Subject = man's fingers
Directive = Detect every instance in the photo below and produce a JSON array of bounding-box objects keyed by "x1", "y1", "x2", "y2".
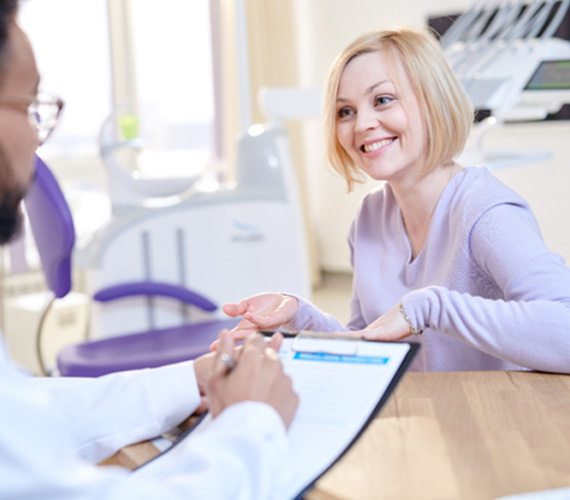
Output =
[
  {"x1": 209, "y1": 327, "x2": 258, "y2": 351},
  {"x1": 227, "y1": 321, "x2": 284, "y2": 351},
  {"x1": 209, "y1": 339, "x2": 219, "y2": 352},
  {"x1": 267, "y1": 332, "x2": 284, "y2": 351},
  {"x1": 213, "y1": 330, "x2": 236, "y2": 376},
  {"x1": 265, "y1": 346, "x2": 279, "y2": 361},
  {"x1": 244, "y1": 332, "x2": 266, "y2": 351}
]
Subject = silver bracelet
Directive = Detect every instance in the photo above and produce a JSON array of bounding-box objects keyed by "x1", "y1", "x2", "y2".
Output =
[{"x1": 399, "y1": 302, "x2": 423, "y2": 336}]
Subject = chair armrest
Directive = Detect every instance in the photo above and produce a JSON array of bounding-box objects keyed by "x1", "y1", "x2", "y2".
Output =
[{"x1": 93, "y1": 281, "x2": 218, "y2": 312}]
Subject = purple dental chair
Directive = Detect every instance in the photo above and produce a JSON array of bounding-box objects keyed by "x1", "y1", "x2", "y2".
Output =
[{"x1": 24, "y1": 155, "x2": 237, "y2": 377}]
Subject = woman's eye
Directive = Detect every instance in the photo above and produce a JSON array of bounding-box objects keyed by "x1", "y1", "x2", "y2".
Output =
[
  {"x1": 375, "y1": 95, "x2": 393, "y2": 106},
  {"x1": 337, "y1": 107, "x2": 353, "y2": 119}
]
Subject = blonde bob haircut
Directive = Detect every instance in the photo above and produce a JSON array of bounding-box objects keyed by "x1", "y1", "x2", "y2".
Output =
[{"x1": 323, "y1": 27, "x2": 474, "y2": 191}]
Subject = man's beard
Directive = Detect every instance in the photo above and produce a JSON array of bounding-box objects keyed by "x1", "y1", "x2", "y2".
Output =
[
  {"x1": 0, "y1": 188, "x2": 24, "y2": 244},
  {"x1": 0, "y1": 140, "x2": 27, "y2": 244}
]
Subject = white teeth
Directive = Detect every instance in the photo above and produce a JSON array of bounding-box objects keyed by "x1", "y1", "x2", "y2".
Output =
[{"x1": 363, "y1": 138, "x2": 394, "y2": 153}]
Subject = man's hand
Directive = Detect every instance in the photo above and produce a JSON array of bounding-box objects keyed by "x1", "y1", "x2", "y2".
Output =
[{"x1": 205, "y1": 330, "x2": 299, "y2": 429}]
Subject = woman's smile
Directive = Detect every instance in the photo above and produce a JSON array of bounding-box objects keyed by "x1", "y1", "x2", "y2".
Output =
[{"x1": 335, "y1": 50, "x2": 425, "y2": 184}]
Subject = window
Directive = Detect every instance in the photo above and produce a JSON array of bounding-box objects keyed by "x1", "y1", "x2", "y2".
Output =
[
  {"x1": 129, "y1": 0, "x2": 215, "y2": 155},
  {"x1": 19, "y1": 0, "x2": 111, "y2": 156},
  {"x1": 19, "y1": 0, "x2": 217, "y2": 172}
]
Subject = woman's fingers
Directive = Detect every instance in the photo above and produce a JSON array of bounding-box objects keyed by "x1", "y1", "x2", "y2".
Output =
[
  {"x1": 222, "y1": 301, "x2": 248, "y2": 317},
  {"x1": 209, "y1": 325, "x2": 258, "y2": 351},
  {"x1": 243, "y1": 311, "x2": 283, "y2": 328},
  {"x1": 362, "y1": 329, "x2": 381, "y2": 340}
]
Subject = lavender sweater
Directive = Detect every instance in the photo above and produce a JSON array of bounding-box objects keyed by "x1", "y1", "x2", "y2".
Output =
[{"x1": 290, "y1": 167, "x2": 570, "y2": 372}]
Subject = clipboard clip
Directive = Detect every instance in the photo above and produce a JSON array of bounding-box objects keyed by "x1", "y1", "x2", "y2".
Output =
[{"x1": 292, "y1": 331, "x2": 362, "y2": 356}]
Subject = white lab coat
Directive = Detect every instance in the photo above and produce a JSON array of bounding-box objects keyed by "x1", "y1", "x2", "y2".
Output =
[{"x1": 0, "y1": 336, "x2": 290, "y2": 499}]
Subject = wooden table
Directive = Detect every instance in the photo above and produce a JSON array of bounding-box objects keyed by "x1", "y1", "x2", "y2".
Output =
[{"x1": 106, "y1": 371, "x2": 570, "y2": 500}]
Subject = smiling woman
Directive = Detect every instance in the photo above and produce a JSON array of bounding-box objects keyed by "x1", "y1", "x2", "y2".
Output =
[
  {"x1": 334, "y1": 52, "x2": 424, "y2": 186},
  {"x1": 325, "y1": 29, "x2": 472, "y2": 192},
  {"x1": 222, "y1": 27, "x2": 570, "y2": 375}
]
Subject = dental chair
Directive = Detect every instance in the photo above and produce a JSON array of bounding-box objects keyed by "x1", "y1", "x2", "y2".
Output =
[{"x1": 24, "y1": 155, "x2": 237, "y2": 377}]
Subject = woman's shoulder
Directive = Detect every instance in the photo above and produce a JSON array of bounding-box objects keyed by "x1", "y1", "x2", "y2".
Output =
[
  {"x1": 350, "y1": 182, "x2": 396, "y2": 235},
  {"x1": 451, "y1": 166, "x2": 530, "y2": 225},
  {"x1": 358, "y1": 182, "x2": 393, "y2": 210}
]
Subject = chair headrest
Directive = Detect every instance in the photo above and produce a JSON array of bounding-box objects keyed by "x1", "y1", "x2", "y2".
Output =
[{"x1": 23, "y1": 155, "x2": 75, "y2": 298}]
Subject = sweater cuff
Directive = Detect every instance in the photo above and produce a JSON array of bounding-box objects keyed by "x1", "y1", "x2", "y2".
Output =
[
  {"x1": 282, "y1": 295, "x2": 309, "y2": 332},
  {"x1": 283, "y1": 294, "x2": 346, "y2": 333},
  {"x1": 401, "y1": 288, "x2": 439, "y2": 334}
]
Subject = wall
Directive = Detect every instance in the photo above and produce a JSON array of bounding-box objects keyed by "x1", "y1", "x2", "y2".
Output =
[
  {"x1": 484, "y1": 122, "x2": 570, "y2": 261},
  {"x1": 291, "y1": 0, "x2": 570, "y2": 271}
]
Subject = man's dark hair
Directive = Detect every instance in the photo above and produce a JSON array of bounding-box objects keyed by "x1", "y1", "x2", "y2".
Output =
[
  {"x1": 0, "y1": 0, "x2": 18, "y2": 76},
  {"x1": 0, "y1": 0, "x2": 18, "y2": 45},
  {"x1": 0, "y1": 0, "x2": 24, "y2": 245}
]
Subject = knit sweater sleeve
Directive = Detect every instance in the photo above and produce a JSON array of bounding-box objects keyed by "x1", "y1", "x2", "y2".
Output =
[
  {"x1": 402, "y1": 203, "x2": 570, "y2": 373},
  {"x1": 284, "y1": 219, "x2": 361, "y2": 333}
]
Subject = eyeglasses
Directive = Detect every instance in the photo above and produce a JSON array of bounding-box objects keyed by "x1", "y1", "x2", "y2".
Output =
[{"x1": 0, "y1": 92, "x2": 64, "y2": 144}]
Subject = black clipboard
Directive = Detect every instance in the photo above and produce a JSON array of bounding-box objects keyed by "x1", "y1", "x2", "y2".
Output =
[
  {"x1": 136, "y1": 335, "x2": 419, "y2": 499},
  {"x1": 292, "y1": 339, "x2": 419, "y2": 499}
]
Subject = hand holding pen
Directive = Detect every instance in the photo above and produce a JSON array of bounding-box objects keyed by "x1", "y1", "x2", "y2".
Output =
[{"x1": 205, "y1": 330, "x2": 299, "y2": 429}]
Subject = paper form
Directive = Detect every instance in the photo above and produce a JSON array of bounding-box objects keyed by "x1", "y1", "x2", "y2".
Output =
[
  {"x1": 278, "y1": 338, "x2": 412, "y2": 499},
  {"x1": 163, "y1": 337, "x2": 415, "y2": 499}
]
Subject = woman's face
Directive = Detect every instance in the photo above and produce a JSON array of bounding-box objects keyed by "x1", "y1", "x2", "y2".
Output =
[{"x1": 335, "y1": 50, "x2": 426, "y2": 185}]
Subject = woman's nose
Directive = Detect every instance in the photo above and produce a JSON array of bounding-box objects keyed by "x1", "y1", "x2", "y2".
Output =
[{"x1": 355, "y1": 107, "x2": 379, "y2": 132}]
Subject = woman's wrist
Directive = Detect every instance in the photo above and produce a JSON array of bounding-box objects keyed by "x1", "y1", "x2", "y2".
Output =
[{"x1": 399, "y1": 302, "x2": 423, "y2": 336}]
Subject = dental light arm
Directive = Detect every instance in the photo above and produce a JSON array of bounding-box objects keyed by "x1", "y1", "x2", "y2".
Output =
[{"x1": 443, "y1": 0, "x2": 570, "y2": 122}]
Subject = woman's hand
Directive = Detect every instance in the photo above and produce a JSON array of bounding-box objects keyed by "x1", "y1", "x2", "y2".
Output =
[
  {"x1": 356, "y1": 303, "x2": 412, "y2": 341},
  {"x1": 211, "y1": 293, "x2": 299, "y2": 350}
]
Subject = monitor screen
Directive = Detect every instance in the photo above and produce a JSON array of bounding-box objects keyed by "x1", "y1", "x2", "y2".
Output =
[{"x1": 525, "y1": 59, "x2": 570, "y2": 90}]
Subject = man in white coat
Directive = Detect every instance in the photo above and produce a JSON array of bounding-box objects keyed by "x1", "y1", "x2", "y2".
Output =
[{"x1": 0, "y1": 1, "x2": 298, "y2": 498}]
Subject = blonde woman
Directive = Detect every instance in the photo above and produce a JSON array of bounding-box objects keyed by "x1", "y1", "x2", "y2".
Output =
[{"x1": 223, "y1": 27, "x2": 570, "y2": 373}]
